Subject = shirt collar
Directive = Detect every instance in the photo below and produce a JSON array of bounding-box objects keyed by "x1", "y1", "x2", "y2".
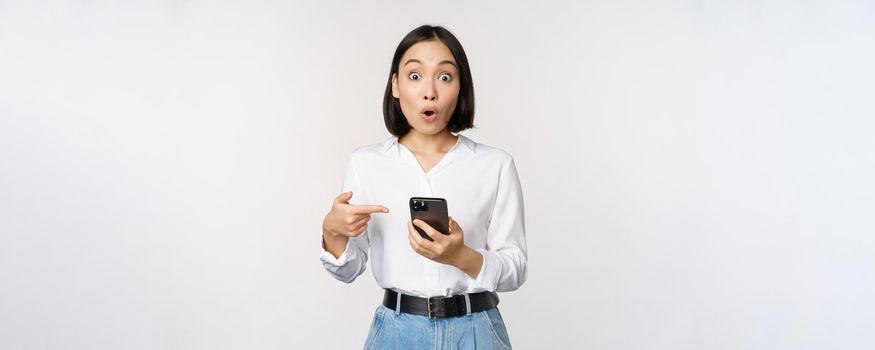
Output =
[{"x1": 381, "y1": 134, "x2": 477, "y2": 154}]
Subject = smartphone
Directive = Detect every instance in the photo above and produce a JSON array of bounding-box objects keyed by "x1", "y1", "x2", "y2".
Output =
[{"x1": 409, "y1": 197, "x2": 449, "y2": 241}]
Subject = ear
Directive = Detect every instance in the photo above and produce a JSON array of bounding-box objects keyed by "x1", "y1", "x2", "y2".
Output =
[{"x1": 391, "y1": 73, "x2": 399, "y2": 98}]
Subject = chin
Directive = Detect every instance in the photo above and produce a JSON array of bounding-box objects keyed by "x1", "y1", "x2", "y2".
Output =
[{"x1": 411, "y1": 124, "x2": 448, "y2": 135}]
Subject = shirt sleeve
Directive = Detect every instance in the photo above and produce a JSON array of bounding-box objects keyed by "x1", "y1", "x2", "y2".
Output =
[
  {"x1": 319, "y1": 155, "x2": 370, "y2": 283},
  {"x1": 467, "y1": 156, "x2": 529, "y2": 292}
]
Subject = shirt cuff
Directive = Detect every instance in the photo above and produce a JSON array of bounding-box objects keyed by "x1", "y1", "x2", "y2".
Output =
[
  {"x1": 320, "y1": 236, "x2": 352, "y2": 266},
  {"x1": 466, "y1": 249, "x2": 500, "y2": 292}
]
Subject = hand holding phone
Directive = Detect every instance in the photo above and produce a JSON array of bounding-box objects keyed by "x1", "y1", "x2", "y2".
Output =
[{"x1": 409, "y1": 197, "x2": 449, "y2": 241}]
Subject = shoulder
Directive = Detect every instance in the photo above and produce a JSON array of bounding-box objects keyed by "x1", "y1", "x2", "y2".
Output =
[
  {"x1": 460, "y1": 134, "x2": 515, "y2": 165},
  {"x1": 347, "y1": 136, "x2": 395, "y2": 161}
]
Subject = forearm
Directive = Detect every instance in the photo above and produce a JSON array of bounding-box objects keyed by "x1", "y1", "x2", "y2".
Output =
[
  {"x1": 451, "y1": 246, "x2": 484, "y2": 279},
  {"x1": 322, "y1": 229, "x2": 350, "y2": 259},
  {"x1": 320, "y1": 228, "x2": 367, "y2": 284}
]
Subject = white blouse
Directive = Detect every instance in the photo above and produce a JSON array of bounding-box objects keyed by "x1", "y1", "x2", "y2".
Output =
[{"x1": 320, "y1": 134, "x2": 528, "y2": 297}]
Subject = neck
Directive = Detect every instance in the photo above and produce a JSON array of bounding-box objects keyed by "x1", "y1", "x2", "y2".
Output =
[{"x1": 399, "y1": 129, "x2": 458, "y2": 154}]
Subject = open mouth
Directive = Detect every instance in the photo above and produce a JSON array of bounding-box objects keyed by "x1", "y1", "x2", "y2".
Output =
[{"x1": 420, "y1": 106, "x2": 437, "y2": 122}]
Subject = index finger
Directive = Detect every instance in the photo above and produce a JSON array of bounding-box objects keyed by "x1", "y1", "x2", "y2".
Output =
[
  {"x1": 349, "y1": 204, "x2": 389, "y2": 214},
  {"x1": 412, "y1": 219, "x2": 446, "y2": 242}
]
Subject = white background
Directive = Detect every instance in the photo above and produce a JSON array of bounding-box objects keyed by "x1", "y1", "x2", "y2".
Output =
[{"x1": 1, "y1": 1, "x2": 873, "y2": 349}]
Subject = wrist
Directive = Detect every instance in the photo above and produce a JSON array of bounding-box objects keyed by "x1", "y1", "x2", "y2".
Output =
[
  {"x1": 323, "y1": 228, "x2": 344, "y2": 241},
  {"x1": 451, "y1": 246, "x2": 475, "y2": 268},
  {"x1": 322, "y1": 215, "x2": 342, "y2": 239},
  {"x1": 452, "y1": 246, "x2": 483, "y2": 278},
  {"x1": 322, "y1": 227, "x2": 335, "y2": 238}
]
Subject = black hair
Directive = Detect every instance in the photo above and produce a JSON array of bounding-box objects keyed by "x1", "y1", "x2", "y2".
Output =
[{"x1": 382, "y1": 25, "x2": 475, "y2": 137}]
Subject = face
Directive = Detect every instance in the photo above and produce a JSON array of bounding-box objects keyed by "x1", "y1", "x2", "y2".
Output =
[{"x1": 392, "y1": 39, "x2": 461, "y2": 136}]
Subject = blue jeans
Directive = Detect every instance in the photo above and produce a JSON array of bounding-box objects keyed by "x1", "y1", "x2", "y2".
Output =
[{"x1": 364, "y1": 304, "x2": 513, "y2": 349}]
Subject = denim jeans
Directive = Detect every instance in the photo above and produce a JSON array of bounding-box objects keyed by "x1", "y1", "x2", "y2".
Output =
[{"x1": 364, "y1": 304, "x2": 512, "y2": 349}]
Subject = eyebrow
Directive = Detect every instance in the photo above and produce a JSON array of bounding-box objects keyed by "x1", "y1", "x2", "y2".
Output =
[{"x1": 403, "y1": 59, "x2": 458, "y2": 69}]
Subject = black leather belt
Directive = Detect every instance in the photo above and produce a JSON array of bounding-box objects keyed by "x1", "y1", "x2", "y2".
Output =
[{"x1": 382, "y1": 289, "x2": 499, "y2": 319}]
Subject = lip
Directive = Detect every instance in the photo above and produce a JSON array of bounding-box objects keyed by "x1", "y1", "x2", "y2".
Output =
[
  {"x1": 420, "y1": 105, "x2": 437, "y2": 115},
  {"x1": 419, "y1": 105, "x2": 438, "y2": 122},
  {"x1": 420, "y1": 112, "x2": 437, "y2": 122}
]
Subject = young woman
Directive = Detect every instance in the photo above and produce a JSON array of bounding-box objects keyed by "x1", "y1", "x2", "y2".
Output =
[{"x1": 320, "y1": 25, "x2": 528, "y2": 349}]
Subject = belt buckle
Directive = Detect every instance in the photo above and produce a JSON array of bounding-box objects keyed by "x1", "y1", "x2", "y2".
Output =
[{"x1": 427, "y1": 295, "x2": 446, "y2": 320}]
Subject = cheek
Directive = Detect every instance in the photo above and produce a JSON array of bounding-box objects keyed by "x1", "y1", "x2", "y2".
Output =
[
  {"x1": 441, "y1": 84, "x2": 461, "y2": 109},
  {"x1": 397, "y1": 85, "x2": 418, "y2": 113}
]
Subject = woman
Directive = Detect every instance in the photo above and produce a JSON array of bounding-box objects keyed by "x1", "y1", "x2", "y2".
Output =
[{"x1": 320, "y1": 24, "x2": 527, "y2": 349}]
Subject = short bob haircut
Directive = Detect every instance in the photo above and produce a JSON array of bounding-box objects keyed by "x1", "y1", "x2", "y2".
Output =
[{"x1": 383, "y1": 25, "x2": 475, "y2": 137}]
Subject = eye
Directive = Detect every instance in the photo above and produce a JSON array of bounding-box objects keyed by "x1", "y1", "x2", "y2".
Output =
[
  {"x1": 439, "y1": 73, "x2": 452, "y2": 82},
  {"x1": 408, "y1": 72, "x2": 420, "y2": 80}
]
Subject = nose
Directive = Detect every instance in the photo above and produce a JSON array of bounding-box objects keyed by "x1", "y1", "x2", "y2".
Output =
[{"x1": 423, "y1": 80, "x2": 437, "y2": 101}]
